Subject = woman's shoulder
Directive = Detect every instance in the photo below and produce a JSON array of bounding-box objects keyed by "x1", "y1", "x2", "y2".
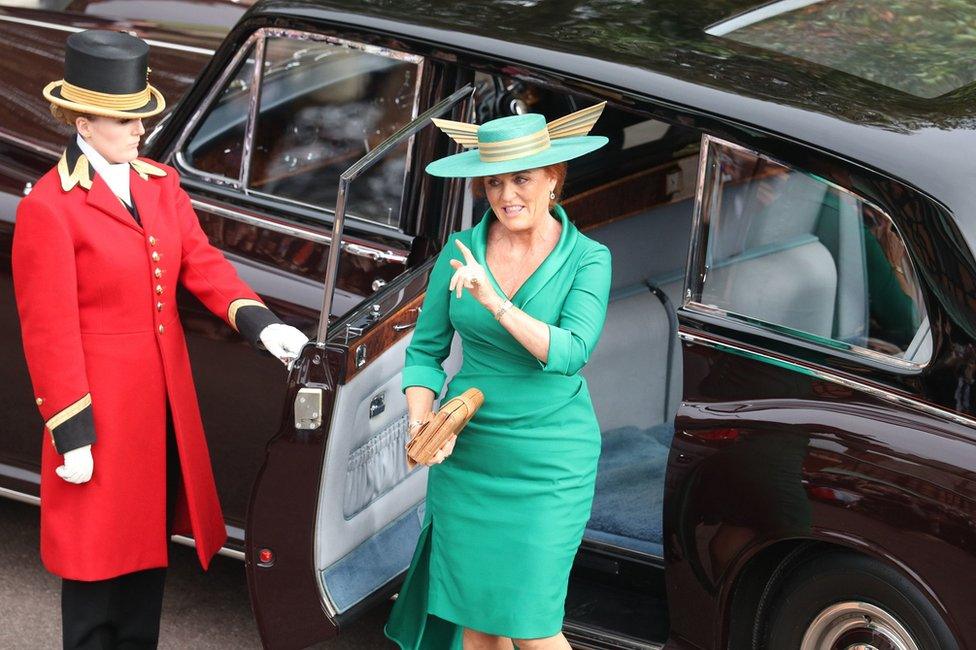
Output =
[{"x1": 573, "y1": 228, "x2": 612, "y2": 263}]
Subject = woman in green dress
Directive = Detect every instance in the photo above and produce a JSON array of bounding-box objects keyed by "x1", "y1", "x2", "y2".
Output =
[{"x1": 385, "y1": 103, "x2": 612, "y2": 650}]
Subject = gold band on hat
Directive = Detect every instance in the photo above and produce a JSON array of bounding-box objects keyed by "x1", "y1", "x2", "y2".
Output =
[
  {"x1": 478, "y1": 127, "x2": 551, "y2": 163},
  {"x1": 59, "y1": 80, "x2": 152, "y2": 110}
]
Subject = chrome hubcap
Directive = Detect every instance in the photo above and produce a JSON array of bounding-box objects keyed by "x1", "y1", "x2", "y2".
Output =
[{"x1": 800, "y1": 602, "x2": 918, "y2": 650}]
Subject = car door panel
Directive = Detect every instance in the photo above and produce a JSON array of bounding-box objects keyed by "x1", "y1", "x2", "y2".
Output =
[{"x1": 314, "y1": 325, "x2": 462, "y2": 614}]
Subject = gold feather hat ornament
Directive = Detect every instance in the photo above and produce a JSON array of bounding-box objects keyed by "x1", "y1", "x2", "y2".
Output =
[{"x1": 425, "y1": 102, "x2": 608, "y2": 177}]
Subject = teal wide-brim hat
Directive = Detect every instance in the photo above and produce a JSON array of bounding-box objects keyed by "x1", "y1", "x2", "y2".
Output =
[{"x1": 426, "y1": 102, "x2": 609, "y2": 177}]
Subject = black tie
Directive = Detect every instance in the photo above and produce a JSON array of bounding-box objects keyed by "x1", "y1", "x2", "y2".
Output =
[{"x1": 123, "y1": 199, "x2": 141, "y2": 227}]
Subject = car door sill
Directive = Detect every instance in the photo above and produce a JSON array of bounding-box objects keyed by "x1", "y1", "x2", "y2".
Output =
[{"x1": 563, "y1": 621, "x2": 664, "y2": 650}]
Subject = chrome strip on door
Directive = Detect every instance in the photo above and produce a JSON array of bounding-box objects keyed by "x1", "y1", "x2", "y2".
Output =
[
  {"x1": 0, "y1": 14, "x2": 216, "y2": 55},
  {"x1": 679, "y1": 329, "x2": 976, "y2": 429},
  {"x1": 189, "y1": 197, "x2": 408, "y2": 264}
]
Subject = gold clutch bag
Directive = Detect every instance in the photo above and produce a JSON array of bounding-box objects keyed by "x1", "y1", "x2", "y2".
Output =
[{"x1": 405, "y1": 387, "x2": 484, "y2": 469}]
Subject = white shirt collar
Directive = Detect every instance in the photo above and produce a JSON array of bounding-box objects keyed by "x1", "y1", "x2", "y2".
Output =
[{"x1": 76, "y1": 134, "x2": 132, "y2": 207}]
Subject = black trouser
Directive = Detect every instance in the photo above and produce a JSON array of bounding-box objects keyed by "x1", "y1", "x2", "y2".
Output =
[{"x1": 61, "y1": 406, "x2": 181, "y2": 650}]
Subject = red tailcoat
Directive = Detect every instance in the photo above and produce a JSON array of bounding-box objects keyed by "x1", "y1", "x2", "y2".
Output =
[{"x1": 12, "y1": 141, "x2": 280, "y2": 581}]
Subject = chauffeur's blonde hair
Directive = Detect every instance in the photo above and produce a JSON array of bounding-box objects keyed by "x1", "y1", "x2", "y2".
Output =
[{"x1": 49, "y1": 103, "x2": 92, "y2": 127}]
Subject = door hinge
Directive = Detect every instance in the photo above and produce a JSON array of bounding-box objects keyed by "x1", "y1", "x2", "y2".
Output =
[{"x1": 294, "y1": 387, "x2": 323, "y2": 430}]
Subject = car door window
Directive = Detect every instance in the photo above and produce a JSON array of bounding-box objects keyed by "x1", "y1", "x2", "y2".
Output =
[
  {"x1": 688, "y1": 136, "x2": 930, "y2": 367},
  {"x1": 247, "y1": 36, "x2": 422, "y2": 227},
  {"x1": 180, "y1": 45, "x2": 255, "y2": 185}
]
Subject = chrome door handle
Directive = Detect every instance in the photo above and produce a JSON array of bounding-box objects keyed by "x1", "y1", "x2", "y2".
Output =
[{"x1": 393, "y1": 308, "x2": 421, "y2": 332}]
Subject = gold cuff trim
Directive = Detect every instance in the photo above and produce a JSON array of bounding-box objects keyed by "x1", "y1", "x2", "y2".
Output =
[
  {"x1": 228, "y1": 298, "x2": 268, "y2": 331},
  {"x1": 60, "y1": 81, "x2": 152, "y2": 110},
  {"x1": 46, "y1": 393, "x2": 91, "y2": 431},
  {"x1": 57, "y1": 151, "x2": 92, "y2": 192}
]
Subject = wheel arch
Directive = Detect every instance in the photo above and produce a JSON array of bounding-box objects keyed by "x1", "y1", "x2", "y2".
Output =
[{"x1": 722, "y1": 535, "x2": 958, "y2": 649}]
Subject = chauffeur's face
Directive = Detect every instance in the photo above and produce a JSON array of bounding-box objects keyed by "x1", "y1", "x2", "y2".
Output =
[
  {"x1": 76, "y1": 115, "x2": 146, "y2": 164},
  {"x1": 483, "y1": 167, "x2": 558, "y2": 234}
]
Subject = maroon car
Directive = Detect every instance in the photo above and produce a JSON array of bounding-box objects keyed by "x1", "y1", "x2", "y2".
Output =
[{"x1": 1, "y1": 1, "x2": 976, "y2": 649}]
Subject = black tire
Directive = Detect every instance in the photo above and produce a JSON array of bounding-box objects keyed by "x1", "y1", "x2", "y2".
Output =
[{"x1": 762, "y1": 550, "x2": 957, "y2": 650}]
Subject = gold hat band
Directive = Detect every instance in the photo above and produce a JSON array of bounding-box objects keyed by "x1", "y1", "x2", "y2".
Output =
[
  {"x1": 478, "y1": 128, "x2": 551, "y2": 163},
  {"x1": 59, "y1": 81, "x2": 152, "y2": 110}
]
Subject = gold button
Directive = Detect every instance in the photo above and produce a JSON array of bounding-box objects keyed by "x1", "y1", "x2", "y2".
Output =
[
  {"x1": 35, "y1": 397, "x2": 44, "y2": 406},
  {"x1": 154, "y1": 268, "x2": 162, "y2": 278},
  {"x1": 155, "y1": 284, "x2": 164, "y2": 295},
  {"x1": 148, "y1": 235, "x2": 157, "y2": 246},
  {"x1": 158, "y1": 324, "x2": 165, "y2": 334},
  {"x1": 151, "y1": 251, "x2": 160, "y2": 262},
  {"x1": 156, "y1": 301, "x2": 163, "y2": 311}
]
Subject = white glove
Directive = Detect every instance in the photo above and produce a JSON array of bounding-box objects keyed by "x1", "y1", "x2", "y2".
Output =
[
  {"x1": 55, "y1": 444, "x2": 93, "y2": 484},
  {"x1": 259, "y1": 323, "x2": 309, "y2": 369}
]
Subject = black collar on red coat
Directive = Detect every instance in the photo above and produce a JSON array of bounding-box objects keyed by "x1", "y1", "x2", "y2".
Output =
[{"x1": 57, "y1": 136, "x2": 167, "y2": 192}]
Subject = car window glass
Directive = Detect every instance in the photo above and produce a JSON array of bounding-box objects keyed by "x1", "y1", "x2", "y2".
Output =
[
  {"x1": 182, "y1": 46, "x2": 255, "y2": 183},
  {"x1": 695, "y1": 139, "x2": 929, "y2": 365},
  {"x1": 248, "y1": 36, "x2": 421, "y2": 227}
]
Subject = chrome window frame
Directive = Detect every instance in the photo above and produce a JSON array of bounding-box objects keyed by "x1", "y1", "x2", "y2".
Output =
[
  {"x1": 682, "y1": 133, "x2": 932, "y2": 372},
  {"x1": 172, "y1": 27, "x2": 424, "y2": 233},
  {"x1": 173, "y1": 30, "x2": 260, "y2": 189}
]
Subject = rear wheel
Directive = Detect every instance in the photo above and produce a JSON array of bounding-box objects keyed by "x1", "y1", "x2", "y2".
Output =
[{"x1": 762, "y1": 551, "x2": 957, "y2": 650}]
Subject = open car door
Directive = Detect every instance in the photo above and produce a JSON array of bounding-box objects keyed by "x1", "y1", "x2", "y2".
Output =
[{"x1": 244, "y1": 85, "x2": 473, "y2": 649}]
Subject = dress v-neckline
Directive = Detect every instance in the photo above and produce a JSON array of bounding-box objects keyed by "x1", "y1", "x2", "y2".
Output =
[
  {"x1": 470, "y1": 203, "x2": 577, "y2": 307},
  {"x1": 484, "y1": 217, "x2": 562, "y2": 301}
]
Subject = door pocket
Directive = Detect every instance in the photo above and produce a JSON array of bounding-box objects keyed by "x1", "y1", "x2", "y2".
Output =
[{"x1": 344, "y1": 414, "x2": 416, "y2": 518}]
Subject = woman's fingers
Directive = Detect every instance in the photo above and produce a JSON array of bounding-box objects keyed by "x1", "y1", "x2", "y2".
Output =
[
  {"x1": 448, "y1": 255, "x2": 483, "y2": 299},
  {"x1": 454, "y1": 239, "x2": 477, "y2": 265}
]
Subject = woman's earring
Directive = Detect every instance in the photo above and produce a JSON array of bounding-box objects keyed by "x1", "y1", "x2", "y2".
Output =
[{"x1": 549, "y1": 191, "x2": 556, "y2": 200}]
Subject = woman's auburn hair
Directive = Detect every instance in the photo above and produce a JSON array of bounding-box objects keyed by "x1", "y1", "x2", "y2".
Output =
[{"x1": 471, "y1": 162, "x2": 568, "y2": 210}]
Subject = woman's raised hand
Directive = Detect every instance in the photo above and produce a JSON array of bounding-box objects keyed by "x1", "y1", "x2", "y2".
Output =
[{"x1": 449, "y1": 239, "x2": 494, "y2": 305}]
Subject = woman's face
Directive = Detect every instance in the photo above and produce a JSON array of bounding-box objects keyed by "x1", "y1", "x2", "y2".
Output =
[
  {"x1": 76, "y1": 116, "x2": 145, "y2": 164},
  {"x1": 483, "y1": 167, "x2": 557, "y2": 234}
]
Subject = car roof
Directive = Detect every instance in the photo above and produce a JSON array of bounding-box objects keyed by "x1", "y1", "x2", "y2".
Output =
[{"x1": 248, "y1": 0, "x2": 976, "y2": 247}]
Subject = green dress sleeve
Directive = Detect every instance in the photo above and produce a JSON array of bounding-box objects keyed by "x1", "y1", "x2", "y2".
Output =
[
  {"x1": 539, "y1": 243, "x2": 612, "y2": 375},
  {"x1": 401, "y1": 235, "x2": 459, "y2": 395}
]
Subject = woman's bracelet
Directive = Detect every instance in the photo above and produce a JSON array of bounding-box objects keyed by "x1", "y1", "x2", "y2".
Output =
[{"x1": 493, "y1": 299, "x2": 514, "y2": 321}]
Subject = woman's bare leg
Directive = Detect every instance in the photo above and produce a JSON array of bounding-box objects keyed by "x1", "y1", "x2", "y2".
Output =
[
  {"x1": 463, "y1": 627, "x2": 513, "y2": 649},
  {"x1": 512, "y1": 632, "x2": 572, "y2": 649}
]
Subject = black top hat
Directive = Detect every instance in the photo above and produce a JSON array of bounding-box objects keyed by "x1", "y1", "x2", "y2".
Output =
[{"x1": 44, "y1": 29, "x2": 165, "y2": 118}]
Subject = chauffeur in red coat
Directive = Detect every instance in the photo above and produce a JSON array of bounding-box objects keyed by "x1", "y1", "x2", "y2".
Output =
[{"x1": 13, "y1": 30, "x2": 309, "y2": 648}]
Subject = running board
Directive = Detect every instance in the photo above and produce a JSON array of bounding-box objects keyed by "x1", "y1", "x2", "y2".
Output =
[{"x1": 564, "y1": 621, "x2": 664, "y2": 650}]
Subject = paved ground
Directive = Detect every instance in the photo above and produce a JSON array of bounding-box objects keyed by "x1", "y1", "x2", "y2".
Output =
[{"x1": 0, "y1": 499, "x2": 393, "y2": 649}]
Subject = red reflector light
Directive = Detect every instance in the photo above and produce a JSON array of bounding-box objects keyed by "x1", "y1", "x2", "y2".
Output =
[
  {"x1": 259, "y1": 548, "x2": 274, "y2": 564},
  {"x1": 697, "y1": 428, "x2": 740, "y2": 442}
]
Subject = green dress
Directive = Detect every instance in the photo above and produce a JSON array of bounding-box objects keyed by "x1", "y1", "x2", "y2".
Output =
[{"x1": 385, "y1": 204, "x2": 612, "y2": 647}]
